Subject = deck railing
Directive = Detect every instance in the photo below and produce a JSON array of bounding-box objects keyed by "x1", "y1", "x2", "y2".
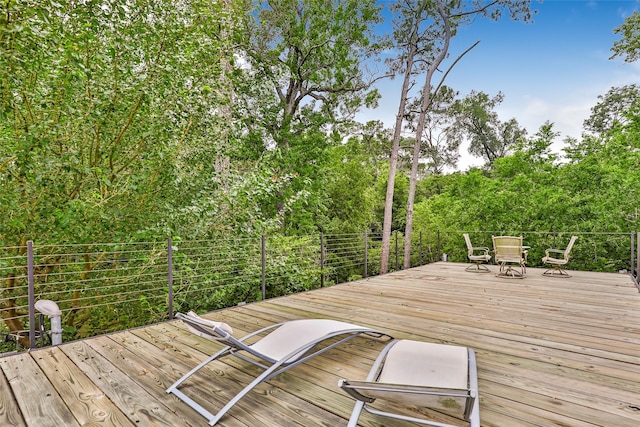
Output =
[{"x1": 0, "y1": 230, "x2": 637, "y2": 354}]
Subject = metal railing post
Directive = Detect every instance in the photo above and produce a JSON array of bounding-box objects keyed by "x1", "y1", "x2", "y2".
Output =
[
  {"x1": 631, "y1": 231, "x2": 636, "y2": 277},
  {"x1": 27, "y1": 241, "x2": 36, "y2": 349},
  {"x1": 419, "y1": 231, "x2": 423, "y2": 266},
  {"x1": 437, "y1": 230, "x2": 441, "y2": 262},
  {"x1": 320, "y1": 233, "x2": 325, "y2": 288},
  {"x1": 167, "y1": 238, "x2": 174, "y2": 320},
  {"x1": 261, "y1": 236, "x2": 266, "y2": 300},
  {"x1": 363, "y1": 231, "x2": 368, "y2": 278},
  {"x1": 636, "y1": 232, "x2": 640, "y2": 279}
]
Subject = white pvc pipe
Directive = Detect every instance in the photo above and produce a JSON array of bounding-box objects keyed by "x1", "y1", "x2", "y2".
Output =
[
  {"x1": 34, "y1": 300, "x2": 63, "y2": 345},
  {"x1": 49, "y1": 316, "x2": 62, "y2": 345}
]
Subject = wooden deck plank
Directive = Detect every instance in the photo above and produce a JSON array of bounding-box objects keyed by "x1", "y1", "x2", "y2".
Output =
[
  {"x1": 59, "y1": 340, "x2": 192, "y2": 426},
  {"x1": 0, "y1": 262, "x2": 639, "y2": 426},
  {"x1": 32, "y1": 346, "x2": 134, "y2": 426},
  {"x1": 0, "y1": 357, "x2": 25, "y2": 427},
  {"x1": 0, "y1": 353, "x2": 79, "y2": 427}
]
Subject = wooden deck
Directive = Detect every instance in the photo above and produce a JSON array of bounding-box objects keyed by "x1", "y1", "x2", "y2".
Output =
[{"x1": 1, "y1": 262, "x2": 639, "y2": 427}]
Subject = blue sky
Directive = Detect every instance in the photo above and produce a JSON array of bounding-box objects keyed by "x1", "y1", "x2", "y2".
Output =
[{"x1": 362, "y1": 0, "x2": 640, "y2": 169}]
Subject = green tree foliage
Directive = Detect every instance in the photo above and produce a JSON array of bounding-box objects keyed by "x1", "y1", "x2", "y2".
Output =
[
  {"x1": 449, "y1": 90, "x2": 527, "y2": 165},
  {"x1": 411, "y1": 116, "x2": 640, "y2": 271},
  {"x1": 611, "y1": 10, "x2": 640, "y2": 63},
  {"x1": 0, "y1": 0, "x2": 240, "y2": 245},
  {"x1": 243, "y1": 0, "x2": 384, "y2": 144},
  {"x1": 2, "y1": 0, "x2": 640, "y2": 350},
  {"x1": 227, "y1": 0, "x2": 386, "y2": 232},
  {"x1": 583, "y1": 84, "x2": 640, "y2": 137},
  {"x1": 323, "y1": 135, "x2": 378, "y2": 234},
  {"x1": 0, "y1": 0, "x2": 242, "y2": 343}
]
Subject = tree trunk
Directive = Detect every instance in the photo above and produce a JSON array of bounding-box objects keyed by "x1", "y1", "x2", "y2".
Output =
[
  {"x1": 381, "y1": 24, "x2": 419, "y2": 274},
  {"x1": 404, "y1": 0, "x2": 451, "y2": 268}
]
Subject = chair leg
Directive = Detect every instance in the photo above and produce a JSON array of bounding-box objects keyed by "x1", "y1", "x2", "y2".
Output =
[
  {"x1": 496, "y1": 263, "x2": 525, "y2": 279},
  {"x1": 465, "y1": 263, "x2": 490, "y2": 273},
  {"x1": 543, "y1": 265, "x2": 571, "y2": 277},
  {"x1": 208, "y1": 361, "x2": 286, "y2": 425},
  {"x1": 167, "y1": 345, "x2": 285, "y2": 426},
  {"x1": 347, "y1": 401, "x2": 365, "y2": 427},
  {"x1": 167, "y1": 347, "x2": 232, "y2": 394},
  {"x1": 345, "y1": 340, "x2": 398, "y2": 427}
]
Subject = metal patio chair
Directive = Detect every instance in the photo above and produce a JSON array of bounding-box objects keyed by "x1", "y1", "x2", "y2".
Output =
[
  {"x1": 492, "y1": 235, "x2": 528, "y2": 278},
  {"x1": 463, "y1": 233, "x2": 491, "y2": 272},
  {"x1": 542, "y1": 235, "x2": 578, "y2": 277}
]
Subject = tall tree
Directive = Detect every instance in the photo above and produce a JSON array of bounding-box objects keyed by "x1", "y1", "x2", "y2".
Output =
[
  {"x1": 380, "y1": 0, "x2": 534, "y2": 273},
  {"x1": 379, "y1": 0, "x2": 429, "y2": 274},
  {"x1": 402, "y1": 0, "x2": 455, "y2": 269},
  {"x1": 233, "y1": 0, "x2": 386, "y2": 230},
  {"x1": 449, "y1": 90, "x2": 527, "y2": 164}
]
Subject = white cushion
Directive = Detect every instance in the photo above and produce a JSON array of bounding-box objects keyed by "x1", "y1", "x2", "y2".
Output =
[{"x1": 378, "y1": 340, "x2": 468, "y2": 389}]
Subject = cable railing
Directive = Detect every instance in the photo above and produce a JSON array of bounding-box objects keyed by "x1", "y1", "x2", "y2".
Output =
[{"x1": 0, "y1": 230, "x2": 637, "y2": 355}]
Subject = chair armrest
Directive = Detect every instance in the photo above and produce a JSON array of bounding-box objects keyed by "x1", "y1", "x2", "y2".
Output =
[
  {"x1": 545, "y1": 249, "x2": 565, "y2": 257},
  {"x1": 472, "y1": 246, "x2": 490, "y2": 254}
]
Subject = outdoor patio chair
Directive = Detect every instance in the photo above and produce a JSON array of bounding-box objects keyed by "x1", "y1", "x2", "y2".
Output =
[
  {"x1": 492, "y1": 235, "x2": 528, "y2": 278},
  {"x1": 339, "y1": 339, "x2": 480, "y2": 427},
  {"x1": 463, "y1": 233, "x2": 491, "y2": 272},
  {"x1": 167, "y1": 311, "x2": 393, "y2": 426},
  {"x1": 542, "y1": 235, "x2": 578, "y2": 277}
]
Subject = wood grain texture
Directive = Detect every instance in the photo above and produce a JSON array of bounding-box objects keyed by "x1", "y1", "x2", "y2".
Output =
[{"x1": 0, "y1": 262, "x2": 638, "y2": 426}]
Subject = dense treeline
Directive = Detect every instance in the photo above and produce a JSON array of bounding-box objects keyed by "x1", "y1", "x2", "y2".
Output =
[{"x1": 1, "y1": 1, "x2": 639, "y2": 345}]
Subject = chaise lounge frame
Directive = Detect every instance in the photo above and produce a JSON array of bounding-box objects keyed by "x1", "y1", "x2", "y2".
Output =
[
  {"x1": 167, "y1": 311, "x2": 392, "y2": 425},
  {"x1": 339, "y1": 339, "x2": 480, "y2": 427}
]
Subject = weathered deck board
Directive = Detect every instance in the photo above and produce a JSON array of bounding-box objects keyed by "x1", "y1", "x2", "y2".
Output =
[{"x1": 1, "y1": 262, "x2": 639, "y2": 427}]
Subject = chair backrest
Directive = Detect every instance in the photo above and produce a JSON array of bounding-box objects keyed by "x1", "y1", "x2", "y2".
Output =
[
  {"x1": 492, "y1": 236, "x2": 523, "y2": 261},
  {"x1": 463, "y1": 233, "x2": 473, "y2": 255},
  {"x1": 563, "y1": 236, "x2": 578, "y2": 260},
  {"x1": 177, "y1": 312, "x2": 251, "y2": 352}
]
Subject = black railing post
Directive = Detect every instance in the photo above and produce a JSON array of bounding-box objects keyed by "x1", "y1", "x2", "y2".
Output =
[
  {"x1": 631, "y1": 231, "x2": 635, "y2": 277},
  {"x1": 636, "y1": 232, "x2": 640, "y2": 279},
  {"x1": 437, "y1": 230, "x2": 441, "y2": 262},
  {"x1": 363, "y1": 231, "x2": 368, "y2": 278},
  {"x1": 419, "y1": 231, "x2": 423, "y2": 266},
  {"x1": 168, "y1": 238, "x2": 174, "y2": 320},
  {"x1": 27, "y1": 240, "x2": 36, "y2": 349},
  {"x1": 320, "y1": 233, "x2": 325, "y2": 287},
  {"x1": 261, "y1": 236, "x2": 266, "y2": 300}
]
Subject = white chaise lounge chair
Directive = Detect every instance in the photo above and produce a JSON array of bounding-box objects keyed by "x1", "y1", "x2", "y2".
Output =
[
  {"x1": 167, "y1": 311, "x2": 392, "y2": 425},
  {"x1": 339, "y1": 339, "x2": 480, "y2": 427}
]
